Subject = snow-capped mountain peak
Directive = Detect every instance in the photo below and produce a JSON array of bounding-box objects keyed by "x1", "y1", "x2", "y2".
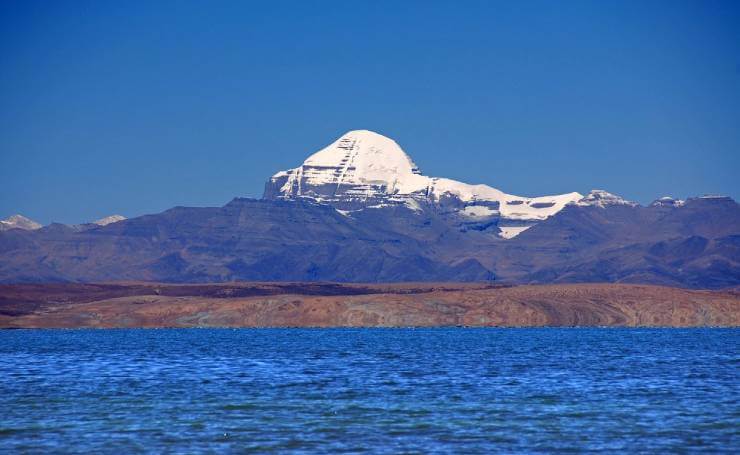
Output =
[
  {"x1": 577, "y1": 190, "x2": 638, "y2": 208},
  {"x1": 0, "y1": 214, "x2": 42, "y2": 231},
  {"x1": 264, "y1": 130, "x2": 584, "y2": 238},
  {"x1": 268, "y1": 130, "x2": 428, "y2": 199},
  {"x1": 303, "y1": 129, "x2": 423, "y2": 185},
  {"x1": 93, "y1": 215, "x2": 127, "y2": 226}
]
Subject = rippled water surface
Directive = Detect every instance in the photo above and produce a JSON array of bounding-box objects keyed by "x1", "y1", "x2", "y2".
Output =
[{"x1": 1, "y1": 329, "x2": 738, "y2": 453}]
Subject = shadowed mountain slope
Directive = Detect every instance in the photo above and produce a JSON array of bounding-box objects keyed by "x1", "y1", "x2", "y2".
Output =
[{"x1": 0, "y1": 195, "x2": 738, "y2": 288}]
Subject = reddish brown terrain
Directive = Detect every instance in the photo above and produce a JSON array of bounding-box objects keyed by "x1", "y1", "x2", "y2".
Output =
[{"x1": 1, "y1": 282, "x2": 738, "y2": 328}]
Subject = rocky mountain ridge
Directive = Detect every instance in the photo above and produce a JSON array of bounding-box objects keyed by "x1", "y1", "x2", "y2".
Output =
[
  {"x1": 0, "y1": 193, "x2": 737, "y2": 288},
  {"x1": 1, "y1": 130, "x2": 737, "y2": 287}
]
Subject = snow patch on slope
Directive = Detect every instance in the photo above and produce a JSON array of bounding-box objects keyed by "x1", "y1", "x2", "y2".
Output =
[
  {"x1": 94, "y1": 215, "x2": 127, "y2": 226},
  {"x1": 460, "y1": 205, "x2": 498, "y2": 218},
  {"x1": 499, "y1": 225, "x2": 532, "y2": 239}
]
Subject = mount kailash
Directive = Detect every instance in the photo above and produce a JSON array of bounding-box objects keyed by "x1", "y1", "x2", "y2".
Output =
[{"x1": 0, "y1": 130, "x2": 737, "y2": 287}]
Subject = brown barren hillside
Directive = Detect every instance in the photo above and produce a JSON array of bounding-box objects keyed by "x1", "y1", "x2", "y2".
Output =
[{"x1": 1, "y1": 282, "x2": 738, "y2": 328}]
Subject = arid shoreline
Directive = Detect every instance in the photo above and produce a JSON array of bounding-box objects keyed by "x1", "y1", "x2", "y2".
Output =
[{"x1": 1, "y1": 282, "x2": 738, "y2": 328}]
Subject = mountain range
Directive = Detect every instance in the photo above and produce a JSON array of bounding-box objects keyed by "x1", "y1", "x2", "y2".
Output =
[{"x1": 1, "y1": 130, "x2": 738, "y2": 288}]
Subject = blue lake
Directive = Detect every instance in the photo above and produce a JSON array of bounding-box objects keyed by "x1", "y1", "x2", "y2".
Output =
[{"x1": 1, "y1": 328, "x2": 738, "y2": 453}]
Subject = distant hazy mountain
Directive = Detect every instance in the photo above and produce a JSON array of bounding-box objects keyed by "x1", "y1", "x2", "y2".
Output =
[
  {"x1": 0, "y1": 214, "x2": 126, "y2": 232},
  {"x1": 0, "y1": 215, "x2": 42, "y2": 232},
  {"x1": 1, "y1": 130, "x2": 738, "y2": 288}
]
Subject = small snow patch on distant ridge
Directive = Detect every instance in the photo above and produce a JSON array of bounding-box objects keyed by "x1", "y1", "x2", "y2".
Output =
[
  {"x1": 576, "y1": 190, "x2": 638, "y2": 208},
  {"x1": 94, "y1": 215, "x2": 127, "y2": 226},
  {"x1": 650, "y1": 196, "x2": 685, "y2": 208}
]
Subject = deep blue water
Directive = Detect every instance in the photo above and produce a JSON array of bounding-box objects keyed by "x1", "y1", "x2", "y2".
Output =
[{"x1": 1, "y1": 329, "x2": 738, "y2": 453}]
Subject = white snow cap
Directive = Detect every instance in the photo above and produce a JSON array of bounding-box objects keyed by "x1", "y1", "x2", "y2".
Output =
[
  {"x1": 304, "y1": 130, "x2": 422, "y2": 182},
  {"x1": 282, "y1": 129, "x2": 428, "y2": 194},
  {"x1": 0, "y1": 214, "x2": 42, "y2": 230},
  {"x1": 93, "y1": 215, "x2": 127, "y2": 226},
  {"x1": 271, "y1": 129, "x2": 583, "y2": 221},
  {"x1": 577, "y1": 190, "x2": 638, "y2": 208}
]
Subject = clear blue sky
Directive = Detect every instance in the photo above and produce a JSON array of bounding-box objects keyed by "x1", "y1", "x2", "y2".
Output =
[{"x1": 1, "y1": 0, "x2": 739, "y2": 224}]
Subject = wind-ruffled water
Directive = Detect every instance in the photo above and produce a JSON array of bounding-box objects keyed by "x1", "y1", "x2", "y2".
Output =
[{"x1": 1, "y1": 329, "x2": 738, "y2": 453}]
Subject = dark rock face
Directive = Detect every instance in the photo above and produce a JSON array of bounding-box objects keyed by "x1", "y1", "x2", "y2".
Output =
[
  {"x1": 497, "y1": 197, "x2": 740, "y2": 288},
  {"x1": 0, "y1": 196, "x2": 738, "y2": 288}
]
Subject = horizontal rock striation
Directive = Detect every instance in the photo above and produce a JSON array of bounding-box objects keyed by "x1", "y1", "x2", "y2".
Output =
[{"x1": 1, "y1": 282, "x2": 737, "y2": 328}]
